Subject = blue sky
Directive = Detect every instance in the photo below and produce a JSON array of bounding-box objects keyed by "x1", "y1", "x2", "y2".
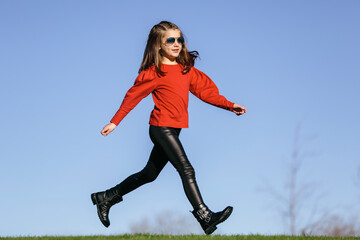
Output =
[{"x1": 1, "y1": 0, "x2": 359, "y2": 236}]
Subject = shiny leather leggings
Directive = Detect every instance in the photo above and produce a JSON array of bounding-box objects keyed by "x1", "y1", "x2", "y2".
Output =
[{"x1": 113, "y1": 125, "x2": 205, "y2": 209}]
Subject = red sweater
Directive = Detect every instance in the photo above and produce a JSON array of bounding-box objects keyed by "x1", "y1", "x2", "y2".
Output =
[{"x1": 110, "y1": 64, "x2": 234, "y2": 128}]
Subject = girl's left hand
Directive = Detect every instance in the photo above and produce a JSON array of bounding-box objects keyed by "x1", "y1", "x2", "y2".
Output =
[{"x1": 233, "y1": 103, "x2": 247, "y2": 116}]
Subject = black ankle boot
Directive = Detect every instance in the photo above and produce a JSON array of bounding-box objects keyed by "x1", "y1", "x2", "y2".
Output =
[
  {"x1": 91, "y1": 188, "x2": 123, "y2": 227},
  {"x1": 192, "y1": 205, "x2": 233, "y2": 235}
]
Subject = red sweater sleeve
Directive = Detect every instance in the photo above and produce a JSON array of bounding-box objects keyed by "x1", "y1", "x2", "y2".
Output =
[
  {"x1": 189, "y1": 68, "x2": 234, "y2": 111},
  {"x1": 110, "y1": 69, "x2": 157, "y2": 126}
]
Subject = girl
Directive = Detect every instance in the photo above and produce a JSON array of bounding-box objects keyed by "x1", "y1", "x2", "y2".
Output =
[{"x1": 91, "y1": 21, "x2": 247, "y2": 235}]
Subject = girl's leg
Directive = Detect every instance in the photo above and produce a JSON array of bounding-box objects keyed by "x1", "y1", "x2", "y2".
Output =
[
  {"x1": 149, "y1": 126, "x2": 233, "y2": 235},
  {"x1": 112, "y1": 145, "x2": 168, "y2": 196},
  {"x1": 149, "y1": 125, "x2": 205, "y2": 209},
  {"x1": 91, "y1": 139, "x2": 169, "y2": 227}
]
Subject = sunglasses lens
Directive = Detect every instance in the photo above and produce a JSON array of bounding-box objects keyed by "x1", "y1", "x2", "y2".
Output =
[
  {"x1": 166, "y1": 38, "x2": 175, "y2": 44},
  {"x1": 165, "y1": 37, "x2": 184, "y2": 45}
]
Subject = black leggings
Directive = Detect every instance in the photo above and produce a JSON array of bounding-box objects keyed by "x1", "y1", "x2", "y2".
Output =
[{"x1": 113, "y1": 125, "x2": 205, "y2": 209}]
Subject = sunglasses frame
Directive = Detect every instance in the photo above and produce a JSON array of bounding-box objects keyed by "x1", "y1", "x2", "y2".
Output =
[{"x1": 165, "y1": 37, "x2": 185, "y2": 45}]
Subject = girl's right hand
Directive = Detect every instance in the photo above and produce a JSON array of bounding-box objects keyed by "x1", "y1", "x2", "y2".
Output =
[{"x1": 101, "y1": 123, "x2": 117, "y2": 136}]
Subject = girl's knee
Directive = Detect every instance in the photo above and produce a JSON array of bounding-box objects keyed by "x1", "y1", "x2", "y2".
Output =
[
  {"x1": 181, "y1": 164, "x2": 195, "y2": 179},
  {"x1": 139, "y1": 165, "x2": 159, "y2": 183}
]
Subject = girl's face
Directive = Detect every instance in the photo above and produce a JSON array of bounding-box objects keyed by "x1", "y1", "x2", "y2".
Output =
[{"x1": 160, "y1": 29, "x2": 183, "y2": 64}]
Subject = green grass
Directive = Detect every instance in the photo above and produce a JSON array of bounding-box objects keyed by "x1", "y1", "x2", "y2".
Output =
[{"x1": 1, "y1": 235, "x2": 360, "y2": 240}]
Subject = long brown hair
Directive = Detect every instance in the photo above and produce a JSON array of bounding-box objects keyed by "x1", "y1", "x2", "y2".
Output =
[{"x1": 139, "y1": 21, "x2": 199, "y2": 76}]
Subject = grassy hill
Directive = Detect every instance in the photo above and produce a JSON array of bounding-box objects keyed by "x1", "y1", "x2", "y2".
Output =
[{"x1": 1, "y1": 235, "x2": 360, "y2": 240}]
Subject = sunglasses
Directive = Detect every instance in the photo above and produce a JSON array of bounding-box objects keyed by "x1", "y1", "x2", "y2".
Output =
[{"x1": 165, "y1": 37, "x2": 185, "y2": 45}]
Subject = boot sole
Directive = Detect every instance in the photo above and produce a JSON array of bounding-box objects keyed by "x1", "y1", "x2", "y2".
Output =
[
  {"x1": 91, "y1": 193, "x2": 110, "y2": 228},
  {"x1": 205, "y1": 206, "x2": 233, "y2": 235}
]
